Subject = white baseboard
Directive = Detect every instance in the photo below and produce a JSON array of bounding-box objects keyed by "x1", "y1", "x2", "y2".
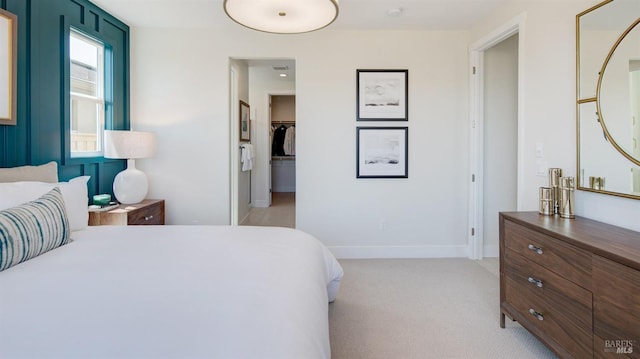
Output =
[
  {"x1": 253, "y1": 200, "x2": 269, "y2": 208},
  {"x1": 273, "y1": 187, "x2": 296, "y2": 193},
  {"x1": 239, "y1": 212, "x2": 251, "y2": 225},
  {"x1": 328, "y1": 245, "x2": 469, "y2": 259}
]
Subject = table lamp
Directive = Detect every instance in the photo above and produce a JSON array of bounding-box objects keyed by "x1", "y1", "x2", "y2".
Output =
[{"x1": 104, "y1": 130, "x2": 157, "y2": 204}]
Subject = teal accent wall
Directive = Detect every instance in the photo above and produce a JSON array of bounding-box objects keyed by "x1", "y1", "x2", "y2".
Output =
[{"x1": 0, "y1": 0, "x2": 130, "y2": 199}]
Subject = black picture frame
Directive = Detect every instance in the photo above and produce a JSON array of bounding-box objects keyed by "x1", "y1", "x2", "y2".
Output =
[
  {"x1": 239, "y1": 100, "x2": 250, "y2": 141},
  {"x1": 357, "y1": 127, "x2": 408, "y2": 178},
  {"x1": 356, "y1": 69, "x2": 408, "y2": 121}
]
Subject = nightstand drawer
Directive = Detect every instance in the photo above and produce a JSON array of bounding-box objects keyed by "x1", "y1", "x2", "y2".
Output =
[
  {"x1": 88, "y1": 199, "x2": 165, "y2": 226},
  {"x1": 128, "y1": 201, "x2": 164, "y2": 225}
]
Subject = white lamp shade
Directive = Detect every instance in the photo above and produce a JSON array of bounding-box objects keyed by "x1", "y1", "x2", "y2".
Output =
[
  {"x1": 104, "y1": 130, "x2": 157, "y2": 159},
  {"x1": 223, "y1": 0, "x2": 339, "y2": 34}
]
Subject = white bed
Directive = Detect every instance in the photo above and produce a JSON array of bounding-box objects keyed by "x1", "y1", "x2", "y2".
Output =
[{"x1": 0, "y1": 225, "x2": 343, "y2": 358}]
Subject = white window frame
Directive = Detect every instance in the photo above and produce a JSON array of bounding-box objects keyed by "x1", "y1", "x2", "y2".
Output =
[{"x1": 70, "y1": 30, "x2": 105, "y2": 158}]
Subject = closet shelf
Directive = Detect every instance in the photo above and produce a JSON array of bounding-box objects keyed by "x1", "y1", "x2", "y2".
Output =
[{"x1": 272, "y1": 156, "x2": 296, "y2": 161}]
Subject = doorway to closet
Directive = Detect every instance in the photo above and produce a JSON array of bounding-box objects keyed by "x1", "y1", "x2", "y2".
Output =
[
  {"x1": 231, "y1": 59, "x2": 296, "y2": 229},
  {"x1": 468, "y1": 16, "x2": 523, "y2": 259},
  {"x1": 243, "y1": 93, "x2": 296, "y2": 228},
  {"x1": 266, "y1": 94, "x2": 296, "y2": 227}
]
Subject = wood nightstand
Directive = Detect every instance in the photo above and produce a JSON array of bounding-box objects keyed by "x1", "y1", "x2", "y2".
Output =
[{"x1": 88, "y1": 199, "x2": 165, "y2": 226}]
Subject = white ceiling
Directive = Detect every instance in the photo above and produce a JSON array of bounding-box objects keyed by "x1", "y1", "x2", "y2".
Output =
[
  {"x1": 90, "y1": 0, "x2": 510, "y2": 31},
  {"x1": 89, "y1": 0, "x2": 511, "y2": 83}
]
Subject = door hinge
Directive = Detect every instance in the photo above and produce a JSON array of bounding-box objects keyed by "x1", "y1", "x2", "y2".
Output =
[
  {"x1": 472, "y1": 174, "x2": 475, "y2": 182},
  {"x1": 472, "y1": 66, "x2": 476, "y2": 75},
  {"x1": 471, "y1": 228, "x2": 475, "y2": 236}
]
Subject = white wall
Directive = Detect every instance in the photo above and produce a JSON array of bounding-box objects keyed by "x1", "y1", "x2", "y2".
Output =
[
  {"x1": 470, "y1": 0, "x2": 640, "y2": 233},
  {"x1": 130, "y1": 26, "x2": 471, "y2": 258},
  {"x1": 130, "y1": 0, "x2": 640, "y2": 257},
  {"x1": 296, "y1": 31, "x2": 470, "y2": 258}
]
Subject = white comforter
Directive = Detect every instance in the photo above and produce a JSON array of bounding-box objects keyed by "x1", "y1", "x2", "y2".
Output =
[{"x1": 0, "y1": 225, "x2": 343, "y2": 359}]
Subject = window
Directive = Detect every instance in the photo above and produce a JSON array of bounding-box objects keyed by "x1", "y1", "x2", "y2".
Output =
[{"x1": 70, "y1": 30, "x2": 105, "y2": 157}]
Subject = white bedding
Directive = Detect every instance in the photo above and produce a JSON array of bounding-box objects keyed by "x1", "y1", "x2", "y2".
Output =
[{"x1": 0, "y1": 225, "x2": 343, "y2": 359}]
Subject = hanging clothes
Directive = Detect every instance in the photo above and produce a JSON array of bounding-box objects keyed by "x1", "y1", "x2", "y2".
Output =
[
  {"x1": 284, "y1": 125, "x2": 295, "y2": 156},
  {"x1": 272, "y1": 125, "x2": 288, "y2": 156}
]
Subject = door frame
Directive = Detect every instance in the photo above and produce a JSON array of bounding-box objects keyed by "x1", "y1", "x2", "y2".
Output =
[
  {"x1": 230, "y1": 64, "x2": 240, "y2": 225},
  {"x1": 265, "y1": 90, "x2": 295, "y2": 207},
  {"x1": 468, "y1": 13, "x2": 526, "y2": 259}
]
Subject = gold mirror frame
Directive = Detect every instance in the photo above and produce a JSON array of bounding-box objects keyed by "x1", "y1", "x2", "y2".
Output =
[
  {"x1": 0, "y1": 8, "x2": 16, "y2": 126},
  {"x1": 577, "y1": 0, "x2": 640, "y2": 200},
  {"x1": 596, "y1": 18, "x2": 640, "y2": 166}
]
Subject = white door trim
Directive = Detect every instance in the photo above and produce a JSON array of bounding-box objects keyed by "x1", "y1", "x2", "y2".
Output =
[
  {"x1": 468, "y1": 12, "x2": 526, "y2": 259},
  {"x1": 230, "y1": 65, "x2": 240, "y2": 225}
]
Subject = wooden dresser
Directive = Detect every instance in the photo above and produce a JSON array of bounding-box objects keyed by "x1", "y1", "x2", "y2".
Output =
[
  {"x1": 88, "y1": 199, "x2": 165, "y2": 226},
  {"x1": 499, "y1": 212, "x2": 640, "y2": 358}
]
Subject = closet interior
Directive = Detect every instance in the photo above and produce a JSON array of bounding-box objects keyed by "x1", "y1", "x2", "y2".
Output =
[{"x1": 271, "y1": 95, "x2": 296, "y2": 193}]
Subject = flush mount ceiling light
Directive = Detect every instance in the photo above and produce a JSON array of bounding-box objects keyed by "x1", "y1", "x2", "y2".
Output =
[{"x1": 224, "y1": 0, "x2": 339, "y2": 34}]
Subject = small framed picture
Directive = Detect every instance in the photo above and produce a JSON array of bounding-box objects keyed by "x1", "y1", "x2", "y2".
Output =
[
  {"x1": 239, "y1": 100, "x2": 250, "y2": 141},
  {"x1": 357, "y1": 69, "x2": 408, "y2": 121},
  {"x1": 357, "y1": 127, "x2": 408, "y2": 178}
]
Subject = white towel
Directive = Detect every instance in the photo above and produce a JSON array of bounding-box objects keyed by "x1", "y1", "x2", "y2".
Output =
[{"x1": 240, "y1": 143, "x2": 254, "y2": 171}]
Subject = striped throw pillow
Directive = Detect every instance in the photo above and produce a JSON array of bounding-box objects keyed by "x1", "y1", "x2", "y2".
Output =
[{"x1": 0, "y1": 187, "x2": 70, "y2": 272}]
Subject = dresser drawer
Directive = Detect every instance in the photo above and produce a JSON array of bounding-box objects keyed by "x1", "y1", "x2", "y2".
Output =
[
  {"x1": 505, "y1": 247, "x2": 593, "y2": 322},
  {"x1": 128, "y1": 201, "x2": 164, "y2": 225},
  {"x1": 593, "y1": 256, "x2": 640, "y2": 358},
  {"x1": 504, "y1": 252, "x2": 593, "y2": 358},
  {"x1": 504, "y1": 219, "x2": 592, "y2": 290}
]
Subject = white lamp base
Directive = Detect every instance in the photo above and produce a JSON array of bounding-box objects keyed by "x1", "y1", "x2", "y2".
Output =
[{"x1": 113, "y1": 159, "x2": 148, "y2": 204}]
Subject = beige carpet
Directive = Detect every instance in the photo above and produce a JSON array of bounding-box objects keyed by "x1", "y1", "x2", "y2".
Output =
[{"x1": 329, "y1": 258, "x2": 557, "y2": 359}]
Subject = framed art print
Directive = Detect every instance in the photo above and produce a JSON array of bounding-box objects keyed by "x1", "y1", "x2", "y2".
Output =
[
  {"x1": 239, "y1": 100, "x2": 250, "y2": 141},
  {"x1": 357, "y1": 127, "x2": 408, "y2": 178},
  {"x1": 0, "y1": 8, "x2": 17, "y2": 126},
  {"x1": 357, "y1": 69, "x2": 408, "y2": 121}
]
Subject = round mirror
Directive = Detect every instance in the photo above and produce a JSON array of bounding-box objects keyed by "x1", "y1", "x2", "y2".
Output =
[{"x1": 597, "y1": 19, "x2": 640, "y2": 166}]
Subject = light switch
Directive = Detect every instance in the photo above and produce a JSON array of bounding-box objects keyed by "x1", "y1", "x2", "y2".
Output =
[{"x1": 536, "y1": 159, "x2": 548, "y2": 177}]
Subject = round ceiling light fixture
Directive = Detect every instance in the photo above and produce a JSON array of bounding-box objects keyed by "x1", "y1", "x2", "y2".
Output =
[{"x1": 224, "y1": 0, "x2": 339, "y2": 34}]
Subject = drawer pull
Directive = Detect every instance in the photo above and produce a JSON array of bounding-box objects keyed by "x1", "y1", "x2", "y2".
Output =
[
  {"x1": 527, "y1": 277, "x2": 544, "y2": 288},
  {"x1": 528, "y1": 308, "x2": 544, "y2": 321},
  {"x1": 527, "y1": 244, "x2": 543, "y2": 255},
  {"x1": 144, "y1": 215, "x2": 154, "y2": 221}
]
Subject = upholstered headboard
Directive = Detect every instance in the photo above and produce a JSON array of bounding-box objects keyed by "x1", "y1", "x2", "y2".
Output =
[{"x1": 0, "y1": 162, "x2": 58, "y2": 183}]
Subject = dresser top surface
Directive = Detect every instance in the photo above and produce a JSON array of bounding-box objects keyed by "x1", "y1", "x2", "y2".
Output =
[{"x1": 500, "y1": 211, "x2": 640, "y2": 271}]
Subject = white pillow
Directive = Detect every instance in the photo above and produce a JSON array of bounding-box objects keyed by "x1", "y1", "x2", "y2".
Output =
[{"x1": 0, "y1": 176, "x2": 90, "y2": 231}]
